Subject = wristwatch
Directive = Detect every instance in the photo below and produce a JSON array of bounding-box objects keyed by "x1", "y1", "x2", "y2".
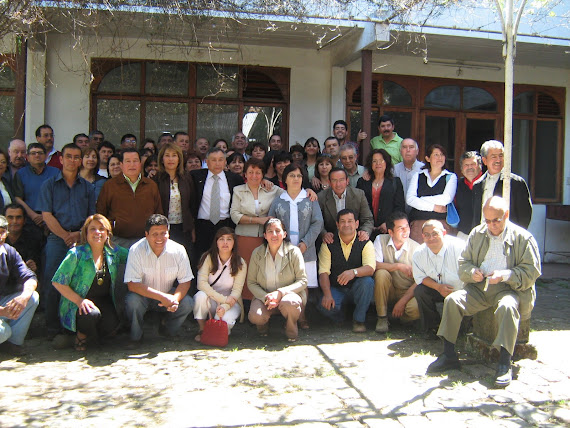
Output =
[{"x1": 353, "y1": 269, "x2": 358, "y2": 277}]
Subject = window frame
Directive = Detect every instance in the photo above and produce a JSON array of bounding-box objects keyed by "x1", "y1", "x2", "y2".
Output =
[
  {"x1": 346, "y1": 72, "x2": 565, "y2": 203},
  {"x1": 90, "y1": 59, "x2": 290, "y2": 148}
]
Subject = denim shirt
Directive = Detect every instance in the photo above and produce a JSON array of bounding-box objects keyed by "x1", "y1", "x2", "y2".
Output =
[{"x1": 37, "y1": 172, "x2": 96, "y2": 231}]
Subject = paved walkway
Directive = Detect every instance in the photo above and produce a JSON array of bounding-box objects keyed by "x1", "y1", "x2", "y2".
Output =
[{"x1": 1, "y1": 267, "x2": 569, "y2": 427}]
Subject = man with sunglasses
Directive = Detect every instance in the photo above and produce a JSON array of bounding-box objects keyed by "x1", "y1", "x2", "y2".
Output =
[{"x1": 427, "y1": 196, "x2": 541, "y2": 388}]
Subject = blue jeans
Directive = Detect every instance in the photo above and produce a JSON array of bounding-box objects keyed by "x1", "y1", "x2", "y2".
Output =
[
  {"x1": 317, "y1": 277, "x2": 374, "y2": 323},
  {"x1": 0, "y1": 291, "x2": 40, "y2": 345},
  {"x1": 43, "y1": 234, "x2": 71, "y2": 334},
  {"x1": 125, "y1": 288, "x2": 194, "y2": 341}
]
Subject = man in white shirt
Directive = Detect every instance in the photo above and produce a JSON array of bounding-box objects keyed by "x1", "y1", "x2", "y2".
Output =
[
  {"x1": 412, "y1": 220, "x2": 465, "y2": 338},
  {"x1": 190, "y1": 147, "x2": 244, "y2": 258},
  {"x1": 393, "y1": 138, "x2": 424, "y2": 213},
  {"x1": 373, "y1": 212, "x2": 420, "y2": 333},
  {"x1": 125, "y1": 214, "x2": 194, "y2": 347}
]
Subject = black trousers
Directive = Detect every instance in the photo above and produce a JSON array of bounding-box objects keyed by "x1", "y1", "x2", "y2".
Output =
[
  {"x1": 414, "y1": 283, "x2": 444, "y2": 331},
  {"x1": 76, "y1": 299, "x2": 119, "y2": 343}
]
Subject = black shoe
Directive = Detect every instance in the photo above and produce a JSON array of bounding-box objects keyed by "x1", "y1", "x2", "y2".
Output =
[
  {"x1": 427, "y1": 353, "x2": 460, "y2": 373},
  {"x1": 421, "y1": 329, "x2": 439, "y2": 341},
  {"x1": 0, "y1": 341, "x2": 26, "y2": 356},
  {"x1": 494, "y1": 363, "x2": 512, "y2": 388},
  {"x1": 126, "y1": 339, "x2": 142, "y2": 350}
]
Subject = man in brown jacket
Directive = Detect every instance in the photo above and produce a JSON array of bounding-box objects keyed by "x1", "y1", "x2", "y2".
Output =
[{"x1": 97, "y1": 148, "x2": 163, "y2": 249}]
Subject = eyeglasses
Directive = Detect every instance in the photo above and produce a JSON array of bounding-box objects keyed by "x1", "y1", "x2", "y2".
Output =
[
  {"x1": 422, "y1": 231, "x2": 442, "y2": 239},
  {"x1": 28, "y1": 151, "x2": 45, "y2": 156},
  {"x1": 484, "y1": 216, "x2": 505, "y2": 225}
]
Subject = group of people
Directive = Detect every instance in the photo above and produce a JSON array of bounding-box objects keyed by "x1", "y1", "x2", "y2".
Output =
[{"x1": 0, "y1": 116, "x2": 541, "y2": 388}]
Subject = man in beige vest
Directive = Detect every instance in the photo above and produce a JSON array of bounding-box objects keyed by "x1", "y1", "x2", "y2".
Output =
[{"x1": 373, "y1": 212, "x2": 420, "y2": 333}]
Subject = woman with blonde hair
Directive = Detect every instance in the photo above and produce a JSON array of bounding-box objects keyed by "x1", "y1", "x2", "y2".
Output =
[
  {"x1": 155, "y1": 142, "x2": 196, "y2": 256},
  {"x1": 52, "y1": 214, "x2": 128, "y2": 351}
]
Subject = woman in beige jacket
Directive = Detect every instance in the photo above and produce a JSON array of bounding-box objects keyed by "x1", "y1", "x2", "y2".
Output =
[{"x1": 247, "y1": 218, "x2": 307, "y2": 342}]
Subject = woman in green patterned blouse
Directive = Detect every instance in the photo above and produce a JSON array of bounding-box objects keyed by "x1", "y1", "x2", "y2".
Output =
[{"x1": 52, "y1": 214, "x2": 128, "y2": 351}]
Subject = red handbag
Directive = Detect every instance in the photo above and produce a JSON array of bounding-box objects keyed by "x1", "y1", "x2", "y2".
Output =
[
  {"x1": 200, "y1": 268, "x2": 229, "y2": 347},
  {"x1": 200, "y1": 316, "x2": 228, "y2": 347}
]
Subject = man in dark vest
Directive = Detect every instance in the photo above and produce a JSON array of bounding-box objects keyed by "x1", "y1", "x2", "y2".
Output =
[{"x1": 317, "y1": 208, "x2": 375, "y2": 332}]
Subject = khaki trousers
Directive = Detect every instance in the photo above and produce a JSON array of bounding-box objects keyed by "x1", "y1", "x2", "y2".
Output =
[
  {"x1": 248, "y1": 294, "x2": 302, "y2": 340},
  {"x1": 438, "y1": 282, "x2": 520, "y2": 355},
  {"x1": 374, "y1": 270, "x2": 419, "y2": 322}
]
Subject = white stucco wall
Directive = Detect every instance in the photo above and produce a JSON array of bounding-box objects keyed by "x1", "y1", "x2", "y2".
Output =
[{"x1": 35, "y1": 34, "x2": 333, "y2": 150}]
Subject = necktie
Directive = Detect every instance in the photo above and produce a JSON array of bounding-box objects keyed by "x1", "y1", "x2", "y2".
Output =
[{"x1": 210, "y1": 174, "x2": 220, "y2": 224}]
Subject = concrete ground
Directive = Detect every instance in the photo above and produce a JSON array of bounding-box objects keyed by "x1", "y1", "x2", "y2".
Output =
[{"x1": 1, "y1": 264, "x2": 569, "y2": 427}]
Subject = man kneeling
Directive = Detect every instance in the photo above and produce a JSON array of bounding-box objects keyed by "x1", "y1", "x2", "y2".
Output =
[
  {"x1": 0, "y1": 215, "x2": 40, "y2": 356},
  {"x1": 125, "y1": 214, "x2": 194, "y2": 347},
  {"x1": 427, "y1": 197, "x2": 541, "y2": 388},
  {"x1": 373, "y1": 212, "x2": 420, "y2": 333},
  {"x1": 318, "y1": 209, "x2": 375, "y2": 332}
]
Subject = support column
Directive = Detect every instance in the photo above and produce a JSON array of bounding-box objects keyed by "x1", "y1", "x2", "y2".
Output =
[
  {"x1": 361, "y1": 49, "x2": 372, "y2": 163},
  {"x1": 25, "y1": 37, "x2": 46, "y2": 143},
  {"x1": 14, "y1": 36, "x2": 26, "y2": 140}
]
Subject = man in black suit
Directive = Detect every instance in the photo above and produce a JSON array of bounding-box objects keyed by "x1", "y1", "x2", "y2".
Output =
[
  {"x1": 190, "y1": 147, "x2": 244, "y2": 259},
  {"x1": 474, "y1": 140, "x2": 532, "y2": 229},
  {"x1": 318, "y1": 168, "x2": 373, "y2": 245}
]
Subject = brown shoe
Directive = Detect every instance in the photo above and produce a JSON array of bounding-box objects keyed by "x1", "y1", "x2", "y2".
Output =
[
  {"x1": 375, "y1": 317, "x2": 389, "y2": 333},
  {"x1": 352, "y1": 321, "x2": 366, "y2": 333}
]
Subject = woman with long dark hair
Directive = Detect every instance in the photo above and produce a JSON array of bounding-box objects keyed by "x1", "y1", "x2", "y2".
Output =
[
  {"x1": 357, "y1": 149, "x2": 405, "y2": 239},
  {"x1": 406, "y1": 144, "x2": 457, "y2": 243},
  {"x1": 193, "y1": 227, "x2": 246, "y2": 342}
]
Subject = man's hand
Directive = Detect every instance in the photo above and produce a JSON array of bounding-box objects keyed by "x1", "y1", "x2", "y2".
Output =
[
  {"x1": 31, "y1": 212, "x2": 44, "y2": 227},
  {"x1": 337, "y1": 269, "x2": 356, "y2": 286},
  {"x1": 260, "y1": 179, "x2": 274, "y2": 190},
  {"x1": 323, "y1": 232, "x2": 334, "y2": 244},
  {"x1": 321, "y1": 294, "x2": 335, "y2": 310},
  {"x1": 26, "y1": 259, "x2": 38, "y2": 272},
  {"x1": 362, "y1": 170, "x2": 371, "y2": 181},
  {"x1": 472, "y1": 269, "x2": 484, "y2": 283},
  {"x1": 64, "y1": 231, "x2": 80, "y2": 248},
  {"x1": 487, "y1": 271, "x2": 504, "y2": 285},
  {"x1": 159, "y1": 294, "x2": 180, "y2": 312},
  {"x1": 306, "y1": 189, "x2": 318, "y2": 202},
  {"x1": 437, "y1": 283, "x2": 455, "y2": 298},
  {"x1": 357, "y1": 230, "x2": 369, "y2": 241},
  {"x1": 311, "y1": 176, "x2": 322, "y2": 191},
  {"x1": 78, "y1": 298, "x2": 97, "y2": 315},
  {"x1": 396, "y1": 263, "x2": 413, "y2": 278},
  {"x1": 433, "y1": 204, "x2": 447, "y2": 213},
  {"x1": 357, "y1": 129, "x2": 367, "y2": 143},
  {"x1": 392, "y1": 299, "x2": 406, "y2": 318},
  {"x1": 298, "y1": 242, "x2": 307, "y2": 254},
  {"x1": 3, "y1": 295, "x2": 31, "y2": 319},
  {"x1": 378, "y1": 223, "x2": 387, "y2": 234}
]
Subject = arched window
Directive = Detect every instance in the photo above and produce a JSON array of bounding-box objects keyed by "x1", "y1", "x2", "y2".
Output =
[{"x1": 91, "y1": 60, "x2": 289, "y2": 148}]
